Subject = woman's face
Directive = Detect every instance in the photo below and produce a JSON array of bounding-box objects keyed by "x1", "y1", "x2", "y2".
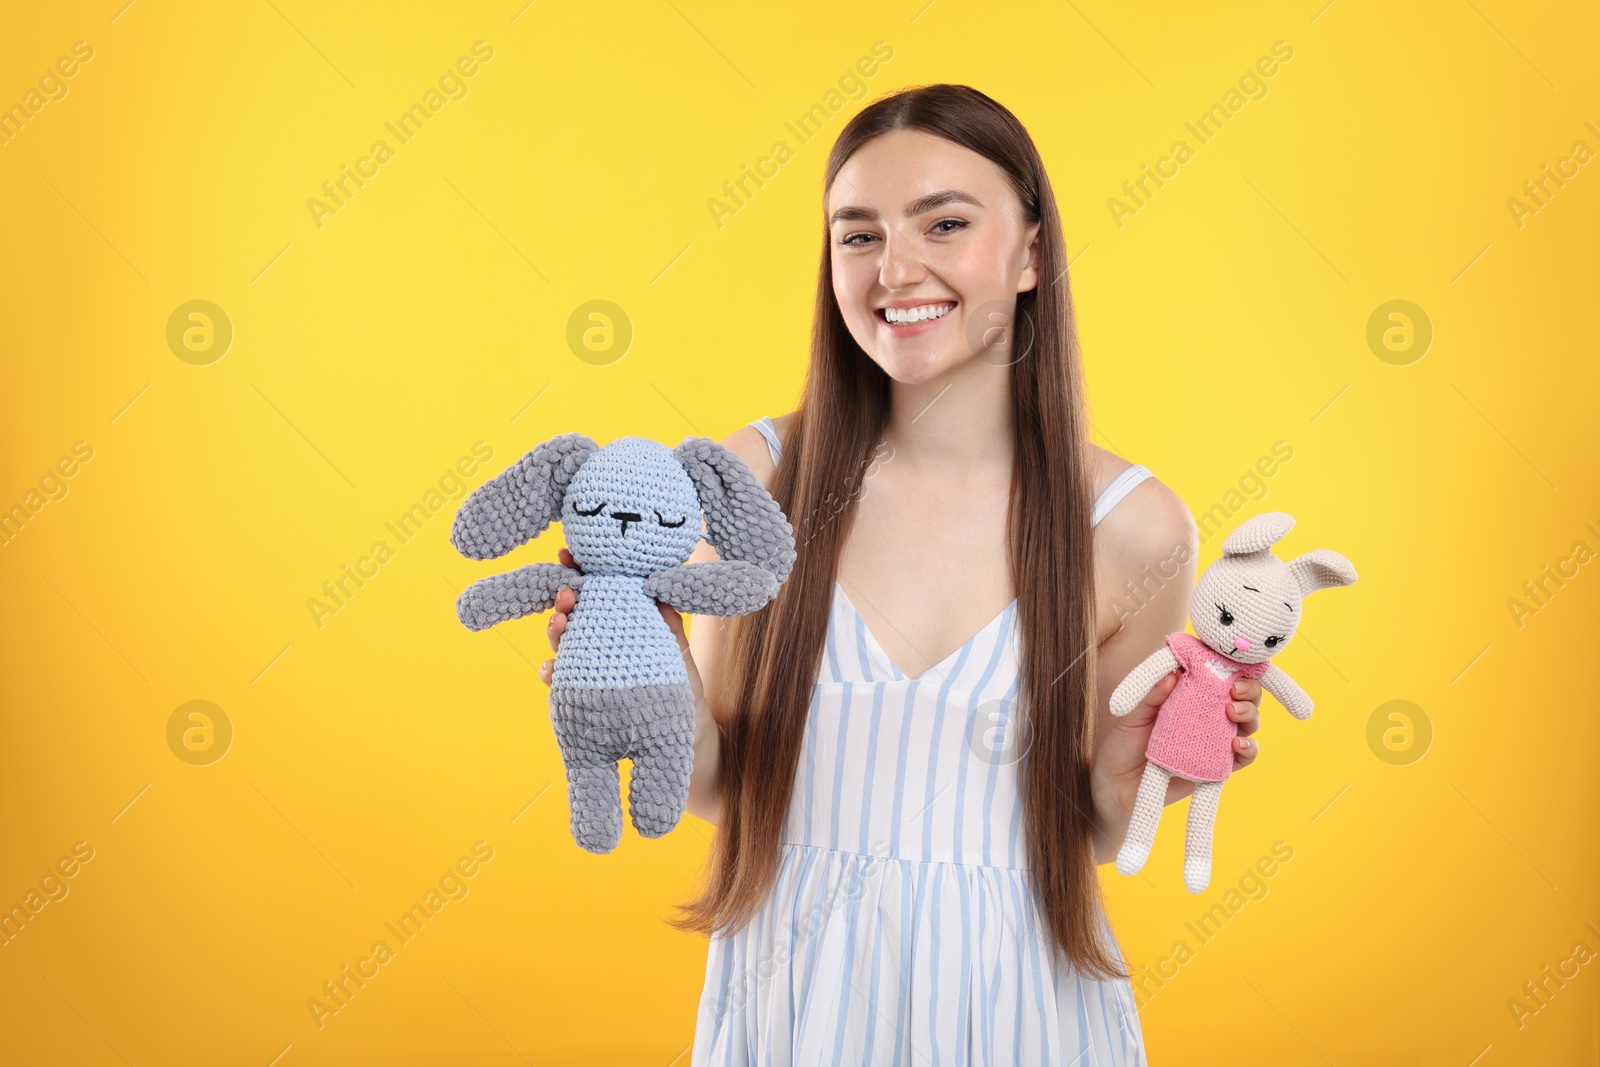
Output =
[{"x1": 827, "y1": 128, "x2": 1042, "y2": 384}]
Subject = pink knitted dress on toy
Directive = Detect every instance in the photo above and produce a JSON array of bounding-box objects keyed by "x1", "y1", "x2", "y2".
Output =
[{"x1": 1145, "y1": 632, "x2": 1272, "y2": 783}]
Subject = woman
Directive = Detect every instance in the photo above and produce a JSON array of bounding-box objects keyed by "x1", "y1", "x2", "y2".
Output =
[{"x1": 539, "y1": 83, "x2": 1266, "y2": 1065}]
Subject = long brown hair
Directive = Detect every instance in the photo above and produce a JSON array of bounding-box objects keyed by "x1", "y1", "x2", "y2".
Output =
[{"x1": 668, "y1": 83, "x2": 1124, "y2": 981}]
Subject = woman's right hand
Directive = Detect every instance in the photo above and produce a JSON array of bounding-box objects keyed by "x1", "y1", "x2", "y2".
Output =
[
  {"x1": 540, "y1": 550, "x2": 710, "y2": 726},
  {"x1": 539, "y1": 549, "x2": 710, "y2": 720},
  {"x1": 540, "y1": 547, "x2": 583, "y2": 687}
]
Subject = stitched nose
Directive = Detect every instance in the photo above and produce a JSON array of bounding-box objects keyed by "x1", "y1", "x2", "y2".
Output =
[
  {"x1": 612, "y1": 511, "x2": 641, "y2": 534},
  {"x1": 1234, "y1": 636, "x2": 1251, "y2": 651}
]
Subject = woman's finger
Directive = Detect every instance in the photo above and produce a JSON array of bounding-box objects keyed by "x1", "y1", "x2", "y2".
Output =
[
  {"x1": 1233, "y1": 733, "x2": 1259, "y2": 770},
  {"x1": 657, "y1": 600, "x2": 687, "y2": 650},
  {"x1": 657, "y1": 601, "x2": 707, "y2": 706},
  {"x1": 539, "y1": 659, "x2": 553, "y2": 686},
  {"x1": 1227, "y1": 697, "x2": 1261, "y2": 738},
  {"x1": 1142, "y1": 670, "x2": 1180, "y2": 709}
]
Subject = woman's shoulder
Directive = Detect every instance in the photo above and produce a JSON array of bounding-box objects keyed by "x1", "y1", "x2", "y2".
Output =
[
  {"x1": 717, "y1": 410, "x2": 796, "y2": 493},
  {"x1": 1088, "y1": 443, "x2": 1195, "y2": 560}
]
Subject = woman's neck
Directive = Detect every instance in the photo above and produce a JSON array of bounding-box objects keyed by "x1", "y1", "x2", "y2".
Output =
[{"x1": 882, "y1": 360, "x2": 1013, "y2": 481}]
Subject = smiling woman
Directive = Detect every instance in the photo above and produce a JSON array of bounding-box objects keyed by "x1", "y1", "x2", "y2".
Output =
[{"x1": 659, "y1": 83, "x2": 1213, "y2": 1066}]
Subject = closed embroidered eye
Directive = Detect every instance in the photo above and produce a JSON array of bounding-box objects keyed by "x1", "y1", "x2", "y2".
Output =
[
  {"x1": 656, "y1": 511, "x2": 686, "y2": 527},
  {"x1": 574, "y1": 502, "x2": 605, "y2": 516},
  {"x1": 1215, "y1": 603, "x2": 1234, "y2": 626}
]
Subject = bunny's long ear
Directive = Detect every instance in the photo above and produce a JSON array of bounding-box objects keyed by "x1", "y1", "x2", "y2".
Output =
[
  {"x1": 674, "y1": 437, "x2": 796, "y2": 583},
  {"x1": 1288, "y1": 549, "x2": 1358, "y2": 596},
  {"x1": 450, "y1": 433, "x2": 600, "y2": 560},
  {"x1": 1222, "y1": 512, "x2": 1296, "y2": 556}
]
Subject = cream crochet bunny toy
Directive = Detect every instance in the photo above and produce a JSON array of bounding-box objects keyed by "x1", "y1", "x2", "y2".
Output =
[
  {"x1": 450, "y1": 432, "x2": 795, "y2": 854},
  {"x1": 1109, "y1": 511, "x2": 1356, "y2": 893}
]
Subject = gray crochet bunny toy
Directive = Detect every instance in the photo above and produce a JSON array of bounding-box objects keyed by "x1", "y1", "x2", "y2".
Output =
[
  {"x1": 450, "y1": 433, "x2": 795, "y2": 854},
  {"x1": 1109, "y1": 512, "x2": 1356, "y2": 893}
]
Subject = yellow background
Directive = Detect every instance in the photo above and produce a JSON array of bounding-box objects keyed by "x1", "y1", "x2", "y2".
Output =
[{"x1": 2, "y1": 1, "x2": 1596, "y2": 1063}]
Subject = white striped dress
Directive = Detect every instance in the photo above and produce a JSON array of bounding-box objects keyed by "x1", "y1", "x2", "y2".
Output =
[{"x1": 690, "y1": 417, "x2": 1156, "y2": 1066}]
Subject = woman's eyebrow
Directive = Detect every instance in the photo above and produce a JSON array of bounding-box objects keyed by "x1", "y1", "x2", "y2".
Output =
[{"x1": 829, "y1": 189, "x2": 985, "y2": 225}]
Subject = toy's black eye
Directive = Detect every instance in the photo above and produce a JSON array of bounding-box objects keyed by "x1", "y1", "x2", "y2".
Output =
[
  {"x1": 1265, "y1": 636, "x2": 1282, "y2": 648},
  {"x1": 1216, "y1": 603, "x2": 1234, "y2": 626},
  {"x1": 656, "y1": 511, "x2": 686, "y2": 528},
  {"x1": 575, "y1": 502, "x2": 605, "y2": 516}
]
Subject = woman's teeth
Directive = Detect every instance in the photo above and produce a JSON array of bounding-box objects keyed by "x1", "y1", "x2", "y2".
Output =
[{"x1": 882, "y1": 302, "x2": 955, "y2": 325}]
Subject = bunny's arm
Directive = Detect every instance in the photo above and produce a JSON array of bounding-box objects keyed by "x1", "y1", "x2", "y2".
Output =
[
  {"x1": 644, "y1": 561, "x2": 779, "y2": 617},
  {"x1": 1109, "y1": 644, "x2": 1181, "y2": 717},
  {"x1": 1261, "y1": 664, "x2": 1313, "y2": 720},
  {"x1": 456, "y1": 563, "x2": 584, "y2": 632}
]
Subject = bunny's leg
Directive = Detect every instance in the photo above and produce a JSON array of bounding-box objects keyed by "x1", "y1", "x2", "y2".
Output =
[
  {"x1": 1183, "y1": 781, "x2": 1224, "y2": 893},
  {"x1": 623, "y1": 684, "x2": 697, "y2": 838},
  {"x1": 1116, "y1": 762, "x2": 1171, "y2": 876},
  {"x1": 549, "y1": 692, "x2": 625, "y2": 855}
]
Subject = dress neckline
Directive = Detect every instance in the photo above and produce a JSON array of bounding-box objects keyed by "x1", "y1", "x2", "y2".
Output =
[{"x1": 833, "y1": 579, "x2": 1016, "y2": 684}]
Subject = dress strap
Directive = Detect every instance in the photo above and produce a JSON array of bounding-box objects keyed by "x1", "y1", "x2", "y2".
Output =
[
  {"x1": 748, "y1": 416, "x2": 782, "y2": 466},
  {"x1": 1091, "y1": 464, "x2": 1154, "y2": 527}
]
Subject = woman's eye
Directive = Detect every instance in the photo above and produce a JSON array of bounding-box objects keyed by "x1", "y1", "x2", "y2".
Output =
[
  {"x1": 1216, "y1": 604, "x2": 1234, "y2": 626},
  {"x1": 931, "y1": 217, "x2": 967, "y2": 234},
  {"x1": 656, "y1": 511, "x2": 686, "y2": 528},
  {"x1": 575, "y1": 502, "x2": 605, "y2": 516},
  {"x1": 839, "y1": 231, "x2": 874, "y2": 246}
]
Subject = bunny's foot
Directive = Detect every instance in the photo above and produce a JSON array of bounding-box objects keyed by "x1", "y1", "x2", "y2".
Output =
[
  {"x1": 624, "y1": 686, "x2": 696, "y2": 838},
  {"x1": 566, "y1": 762, "x2": 624, "y2": 854},
  {"x1": 1182, "y1": 779, "x2": 1225, "y2": 893},
  {"x1": 1116, "y1": 839, "x2": 1151, "y2": 877},
  {"x1": 1116, "y1": 762, "x2": 1171, "y2": 877},
  {"x1": 550, "y1": 691, "x2": 626, "y2": 854}
]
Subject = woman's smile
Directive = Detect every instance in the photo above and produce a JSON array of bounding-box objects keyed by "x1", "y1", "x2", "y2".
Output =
[{"x1": 875, "y1": 299, "x2": 958, "y2": 336}]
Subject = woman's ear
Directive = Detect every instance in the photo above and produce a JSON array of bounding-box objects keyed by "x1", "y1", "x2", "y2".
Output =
[{"x1": 1017, "y1": 221, "x2": 1043, "y2": 293}]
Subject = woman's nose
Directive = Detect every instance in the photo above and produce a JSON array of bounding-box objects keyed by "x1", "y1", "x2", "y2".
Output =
[
  {"x1": 879, "y1": 231, "x2": 927, "y2": 289},
  {"x1": 1234, "y1": 636, "x2": 1252, "y2": 651}
]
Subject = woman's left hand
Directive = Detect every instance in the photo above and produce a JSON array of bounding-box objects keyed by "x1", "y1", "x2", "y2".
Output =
[{"x1": 1090, "y1": 673, "x2": 1264, "y2": 858}]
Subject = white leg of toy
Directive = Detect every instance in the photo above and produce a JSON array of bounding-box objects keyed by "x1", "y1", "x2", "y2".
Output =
[
  {"x1": 1116, "y1": 762, "x2": 1171, "y2": 876},
  {"x1": 1183, "y1": 780, "x2": 1224, "y2": 893}
]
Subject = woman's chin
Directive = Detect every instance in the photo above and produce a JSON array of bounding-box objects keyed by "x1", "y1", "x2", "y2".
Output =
[{"x1": 871, "y1": 348, "x2": 980, "y2": 385}]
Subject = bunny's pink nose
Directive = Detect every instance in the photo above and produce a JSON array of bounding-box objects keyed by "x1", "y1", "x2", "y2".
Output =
[{"x1": 1234, "y1": 636, "x2": 1252, "y2": 651}]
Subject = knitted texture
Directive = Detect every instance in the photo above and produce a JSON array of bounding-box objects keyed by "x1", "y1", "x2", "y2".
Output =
[
  {"x1": 1109, "y1": 511, "x2": 1357, "y2": 892},
  {"x1": 1145, "y1": 633, "x2": 1271, "y2": 783},
  {"x1": 450, "y1": 432, "x2": 795, "y2": 854}
]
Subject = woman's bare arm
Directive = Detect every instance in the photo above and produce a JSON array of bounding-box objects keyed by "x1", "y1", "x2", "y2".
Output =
[{"x1": 682, "y1": 421, "x2": 783, "y2": 825}]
